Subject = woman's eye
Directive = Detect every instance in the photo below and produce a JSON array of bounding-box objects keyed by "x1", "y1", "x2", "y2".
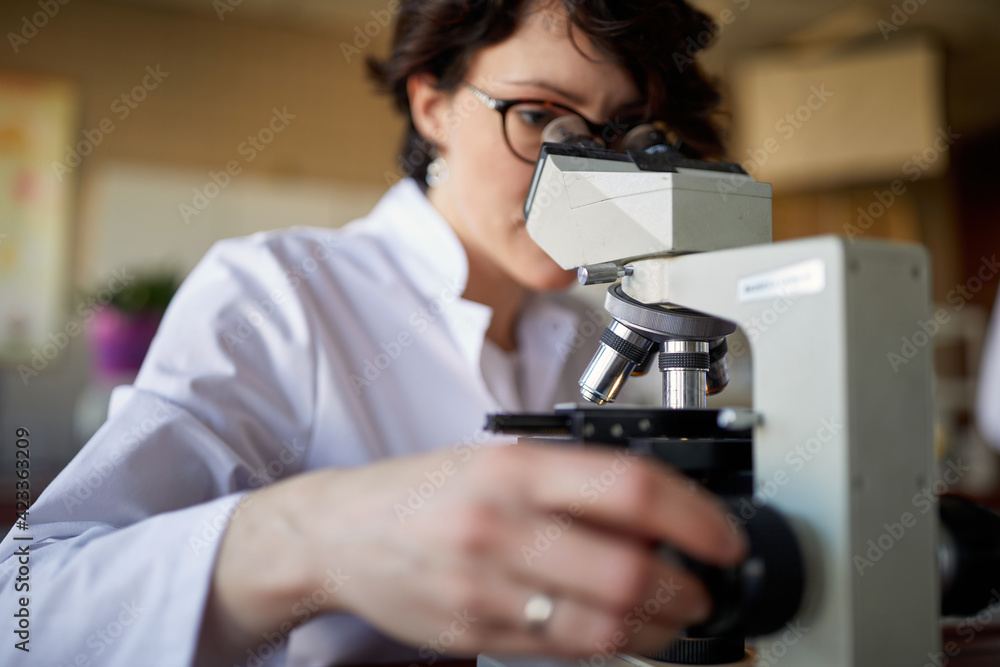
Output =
[{"x1": 514, "y1": 107, "x2": 559, "y2": 129}]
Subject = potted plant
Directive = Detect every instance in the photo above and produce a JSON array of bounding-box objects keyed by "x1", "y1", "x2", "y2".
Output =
[{"x1": 87, "y1": 271, "x2": 179, "y2": 382}]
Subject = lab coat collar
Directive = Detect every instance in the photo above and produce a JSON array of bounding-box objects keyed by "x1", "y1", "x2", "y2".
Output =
[
  {"x1": 369, "y1": 178, "x2": 582, "y2": 409},
  {"x1": 368, "y1": 178, "x2": 491, "y2": 371},
  {"x1": 367, "y1": 178, "x2": 469, "y2": 303}
]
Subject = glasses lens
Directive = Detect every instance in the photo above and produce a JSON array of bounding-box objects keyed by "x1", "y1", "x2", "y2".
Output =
[
  {"x1": 616, "y1": 121, "x2": 670, "y2": 153},
  {"x1": 505, "y1": 103, "x2": 592, "y2": 162},
  {"x1": 603, "y1": 115, "x2": 650, "y2": 152}
]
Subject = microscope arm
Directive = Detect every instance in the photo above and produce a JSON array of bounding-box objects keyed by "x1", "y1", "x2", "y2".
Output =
[{"x1": 623, "y1": 237, "x2": 940, "y2": 665}]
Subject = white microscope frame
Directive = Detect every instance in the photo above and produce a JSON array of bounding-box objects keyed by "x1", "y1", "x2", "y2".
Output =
[{"x1": 503, "y1": 152, "x2": 940, "y2": 666}]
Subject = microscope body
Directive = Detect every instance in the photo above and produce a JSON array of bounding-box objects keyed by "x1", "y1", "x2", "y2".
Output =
[
  {"x1": 483, "y1": 143, "x2": 940, "y2": 665},
  {"x1": 624, "y1": 239, "x2": 939, "y2": 665}
]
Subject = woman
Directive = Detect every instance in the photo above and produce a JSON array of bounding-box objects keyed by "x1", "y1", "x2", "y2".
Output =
[{"x1": 0, "y1": 1, "x2": 745, "y2": 665}]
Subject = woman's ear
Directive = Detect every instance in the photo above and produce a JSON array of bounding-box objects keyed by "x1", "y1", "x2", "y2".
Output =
[{"x1": 407, "y1": 73, "x2": 452, "y2": 153}]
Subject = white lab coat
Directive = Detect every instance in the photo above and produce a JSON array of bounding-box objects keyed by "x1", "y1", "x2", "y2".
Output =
[
  {"x1": 0, "y1": 179, "x2": 611, "y2": 666},
  {"x1": 978, "y1": 289, "x2": 1000, "y2": 449}
]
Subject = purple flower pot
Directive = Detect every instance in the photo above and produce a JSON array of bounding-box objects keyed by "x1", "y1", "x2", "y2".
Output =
[{"x1": 88, "y1": 307, "x2": 162, "y2": 381}]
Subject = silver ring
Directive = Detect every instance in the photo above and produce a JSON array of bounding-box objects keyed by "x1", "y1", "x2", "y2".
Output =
[{"x1": 523, "y1": 593, "x2": 555, "y2": 632}]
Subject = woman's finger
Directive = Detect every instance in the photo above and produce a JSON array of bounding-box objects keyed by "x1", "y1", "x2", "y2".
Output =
[
  {"x1": 510, "y1": 443, "x2": 746, "y2": 567},
  {"x1": 501, "y1": 510, "x2": 712, "y2": 628}
]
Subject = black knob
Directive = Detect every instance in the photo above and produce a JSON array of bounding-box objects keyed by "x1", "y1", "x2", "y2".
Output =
[
  {"x1": 940, "y1": 494, "x2": 1000, "y2": 616},
  {"x1": 643, "y1": 636, "x2": 747, "y2": 664},
  {"x1": 676, "y1": 500, "x2": 805, "y2": 638}
]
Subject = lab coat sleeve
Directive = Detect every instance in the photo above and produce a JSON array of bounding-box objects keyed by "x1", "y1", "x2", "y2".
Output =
[
  {"x1": 978, "y1": 291, "x2": 1000, "y2": 450},
  {"x1": 0, "y1": 232, "x2": 319, "y2": 666}
]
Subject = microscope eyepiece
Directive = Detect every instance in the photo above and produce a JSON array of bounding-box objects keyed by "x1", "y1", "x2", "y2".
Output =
[{"x1": 540, "y1": 115, "x2": 604, "y2": 150}]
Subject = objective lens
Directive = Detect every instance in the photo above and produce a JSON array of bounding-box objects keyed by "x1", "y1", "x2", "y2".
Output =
[
  {"x1": 659, "y1": 339, "x2": 710, "y2": 409},
  {"x1": 707, "y1": 338, "x2": 730, "y2": 395},
  {"x1": 579, "y1": 320, "x2": 657, "y2": 404}
]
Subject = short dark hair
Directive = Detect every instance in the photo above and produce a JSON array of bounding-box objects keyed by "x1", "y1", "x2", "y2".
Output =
[{"x1": 367, "y1": 0, "x2": 725, "y2": 185}]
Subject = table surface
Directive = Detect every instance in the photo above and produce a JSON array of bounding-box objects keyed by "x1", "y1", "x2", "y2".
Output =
[
  {"x1": 942, "y1": 624, "x2": 1000, "y2": 666},
  {"x1": 338, "y1": 627, "x2": 1000, "y2": 667}
]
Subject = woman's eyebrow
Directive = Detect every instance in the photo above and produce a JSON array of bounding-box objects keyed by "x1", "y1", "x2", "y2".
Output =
[
  {"x1": 497, "y1": 78, "x2": 587, "y2": 105},
  {"x1": 615, "y1": 100, "x2": 648, "y2": 115},
  {"x1": 497, "y1": 78, "x2": 645, "y2": 116}
]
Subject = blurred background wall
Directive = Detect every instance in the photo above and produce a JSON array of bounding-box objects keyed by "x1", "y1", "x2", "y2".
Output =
[
  {"x1": 0, "y1": 0, "x2": 403, "y2": 481},
  {"x1": 0, "y1": 0, "x2": 998, "y2": 501}
]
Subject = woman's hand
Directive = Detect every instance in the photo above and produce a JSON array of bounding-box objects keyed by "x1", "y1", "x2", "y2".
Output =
[{"x1": 199, "y1": 441, "x2": 746, "y2": 663}]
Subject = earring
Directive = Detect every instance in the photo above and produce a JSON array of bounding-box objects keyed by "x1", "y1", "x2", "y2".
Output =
[{"x1": 426, "y1": 154, "x2": 450, "y2": 188}]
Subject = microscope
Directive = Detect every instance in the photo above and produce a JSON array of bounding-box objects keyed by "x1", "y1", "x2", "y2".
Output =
[{"x1": 478, "y1": 123, "x2": 1000, "y2": 665}]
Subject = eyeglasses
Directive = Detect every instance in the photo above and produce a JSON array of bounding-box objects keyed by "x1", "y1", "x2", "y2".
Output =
[{"x1": 464, "y1": 83, "x2": 647, "y2": 164}]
